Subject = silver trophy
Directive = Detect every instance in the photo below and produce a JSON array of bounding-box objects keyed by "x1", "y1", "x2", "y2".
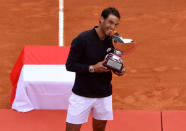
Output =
[{"x1": 103, "y1": 32, "x2": 136, "y2": 73}]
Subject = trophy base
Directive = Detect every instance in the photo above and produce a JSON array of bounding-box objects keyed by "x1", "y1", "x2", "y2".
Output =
[{"x1": 103, "y1": 59, "x2": 123, "y2": 73}]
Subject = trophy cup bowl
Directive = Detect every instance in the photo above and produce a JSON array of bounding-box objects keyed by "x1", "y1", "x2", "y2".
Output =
[
  {"x1": 103, "y1": 33, "x2": 136, "y2": 73},
  {"x1": 112, "y1": 34, "x2": 136, "y2": 54}
]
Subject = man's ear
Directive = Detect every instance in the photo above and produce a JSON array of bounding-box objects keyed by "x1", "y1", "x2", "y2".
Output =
[{"x1": 99, "y1": 16, "x2": 104, "y2": 24}]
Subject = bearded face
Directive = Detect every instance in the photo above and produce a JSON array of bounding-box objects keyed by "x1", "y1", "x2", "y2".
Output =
[{"x1": 100, "y1": 14, "x2": 119, "y2": 37}]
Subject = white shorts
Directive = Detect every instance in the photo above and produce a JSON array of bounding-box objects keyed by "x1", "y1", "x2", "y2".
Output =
[{"x1": 66, "y1": 93, "x2": 113, "y2": 124}]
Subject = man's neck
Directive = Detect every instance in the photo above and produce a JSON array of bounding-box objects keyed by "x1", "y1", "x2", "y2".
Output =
[{"x1": 95, "y1": 26, "x2": 106, "y2": 40}]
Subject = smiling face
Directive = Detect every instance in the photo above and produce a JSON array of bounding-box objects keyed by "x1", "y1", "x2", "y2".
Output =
[{"x1": 100, "y1": 14, "x2": 120, "y2": 36}]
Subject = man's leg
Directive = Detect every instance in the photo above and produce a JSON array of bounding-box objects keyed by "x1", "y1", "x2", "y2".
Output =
[
  {"x1": 66, "y1": 122, "x2": 82, "y2": 131},
  {"x1": 92, "y1": 95, "x2": 113, "y2": 131},
  {"x1": 66, "y1": 93, "x2": 96, "y2": 131},
  {"x1": 92, "y1": 118, "x2": 107, "y2": 131}
]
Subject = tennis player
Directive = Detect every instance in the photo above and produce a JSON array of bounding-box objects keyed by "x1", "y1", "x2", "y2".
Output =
[{"x1": 65, "y1": 7, "x2": 125, "y2": 131}]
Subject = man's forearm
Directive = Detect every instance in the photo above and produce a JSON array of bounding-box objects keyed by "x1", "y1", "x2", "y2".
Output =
[{"x1": 66, "y1": 59, "x2": 89, "y2": 73}]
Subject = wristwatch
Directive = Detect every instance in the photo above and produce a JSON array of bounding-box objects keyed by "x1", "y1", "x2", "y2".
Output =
[{"x1": 89, "y1": 65, "x2": 95, "y2": 73}]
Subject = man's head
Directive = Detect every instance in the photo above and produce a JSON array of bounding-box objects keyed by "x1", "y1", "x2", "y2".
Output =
[{"x1": 99, "y1": 7, "x2": 120, "y2": 36}]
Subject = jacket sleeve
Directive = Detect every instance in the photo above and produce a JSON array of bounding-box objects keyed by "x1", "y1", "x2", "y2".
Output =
[{"x1": 66, "y1": 36, "x2": 89, "y2": 73}]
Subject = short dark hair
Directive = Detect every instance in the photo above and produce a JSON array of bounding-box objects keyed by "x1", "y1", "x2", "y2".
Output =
[{"x1": 101, "y1": 7, "x2": 120, "y2": 19}]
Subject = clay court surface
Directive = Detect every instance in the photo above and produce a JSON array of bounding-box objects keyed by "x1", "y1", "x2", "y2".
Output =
[
  {"x1": 1, "y1": 110, "x2": 186, "y2": 131},
  {"x1": 0, "y1": 0, "x2": 186, "y2": 110},
  {"x1": 0, "y1": 110, "x2": 162, "y2": 131}
]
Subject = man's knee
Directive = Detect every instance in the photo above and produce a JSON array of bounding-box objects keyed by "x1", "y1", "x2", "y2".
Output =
[
  {"x1": 93, "y1": 119, "x2": 107, "y2": 131},
  {"x1": 66, "y1": 122, "x2": 82, "y2": 131}
]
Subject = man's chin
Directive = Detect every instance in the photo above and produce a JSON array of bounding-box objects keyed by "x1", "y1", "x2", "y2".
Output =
[{"x1": 105, "y1": 32, "x2": 112, "y2": 37}]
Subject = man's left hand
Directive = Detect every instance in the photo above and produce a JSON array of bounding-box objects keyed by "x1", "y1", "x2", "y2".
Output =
[{"x1": 113, "y1": 67, "x2": 126, "y2": 76}]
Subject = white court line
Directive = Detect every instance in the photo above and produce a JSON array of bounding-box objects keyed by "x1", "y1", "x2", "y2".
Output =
[{"x1": 59, "y1": 0, "x2": 64, "y2": 46}]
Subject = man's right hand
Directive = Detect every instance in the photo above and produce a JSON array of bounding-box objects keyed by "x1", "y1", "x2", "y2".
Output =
[{"x1": 92, "y1": 60, "x2": 110, "y2": 73}]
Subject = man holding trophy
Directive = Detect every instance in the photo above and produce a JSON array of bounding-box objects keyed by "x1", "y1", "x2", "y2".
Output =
[{"x1": 65, "y1": 7, "x2": 135, "y2": 131}]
